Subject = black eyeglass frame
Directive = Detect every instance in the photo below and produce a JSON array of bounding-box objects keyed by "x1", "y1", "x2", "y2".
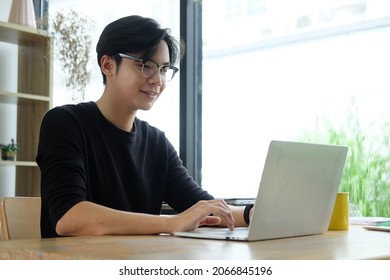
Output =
[{"x1": 118, "y1": 53, "x2": 179, "y2": 81}]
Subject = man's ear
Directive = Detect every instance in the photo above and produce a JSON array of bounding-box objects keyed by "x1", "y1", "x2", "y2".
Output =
[{"x1": 100, "y1": 55, "x2": 115, "y2": 77}]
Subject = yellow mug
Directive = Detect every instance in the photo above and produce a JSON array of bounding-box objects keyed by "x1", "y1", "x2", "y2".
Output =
[{"x1": 328, "y1": 192, "x2": 349, "y2": 230}]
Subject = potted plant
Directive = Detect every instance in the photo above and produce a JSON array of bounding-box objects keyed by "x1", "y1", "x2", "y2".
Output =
[{"x1": 0, "y1": 139, "x2": 20, "y2": 160}]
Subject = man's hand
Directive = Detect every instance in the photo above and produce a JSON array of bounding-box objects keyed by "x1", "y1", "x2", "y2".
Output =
[{"x1": 168, "y1": 200, "x2": 235, "y2": 233}]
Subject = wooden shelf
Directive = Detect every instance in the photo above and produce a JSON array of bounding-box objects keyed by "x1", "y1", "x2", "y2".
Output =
[
  {"x1": 0, "y1": 21, "x2": 49, "y2": 45},
  {"x1": 0, "y1": 161, "x2": 37, "y2": 167},
  {"x1": 0, "y1": 21, "x2": 52, "y2": 197},
  {"x1": 0, "y1": 90, "x2": 51, "y2": 104}
]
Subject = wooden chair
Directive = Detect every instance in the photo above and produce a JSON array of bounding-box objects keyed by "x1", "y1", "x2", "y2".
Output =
[{"x1": 0, "y1": 196, "x2": 41, "y2": 240}]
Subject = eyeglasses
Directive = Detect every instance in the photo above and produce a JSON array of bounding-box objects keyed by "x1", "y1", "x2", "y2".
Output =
[{"x1": 118, "y1": 53, "x2": 179, "y2": 82}]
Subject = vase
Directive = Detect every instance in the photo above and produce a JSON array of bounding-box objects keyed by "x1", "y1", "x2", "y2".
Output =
[{"x1": 8, "y1": 0, "x2": 37, "y2": 29}]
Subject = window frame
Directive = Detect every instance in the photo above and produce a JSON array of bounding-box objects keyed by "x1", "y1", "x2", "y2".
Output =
[
  {"x1": 179, "y1": 0, "x2": 203, "y2": 184},
  {"x1": 180, "y1": 0, "x2": 390, "y2": 194}
]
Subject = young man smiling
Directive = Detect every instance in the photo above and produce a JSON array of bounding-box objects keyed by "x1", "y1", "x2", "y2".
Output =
[{"x1": 37, "y1": 15, "x2": 249, "y2": 238}]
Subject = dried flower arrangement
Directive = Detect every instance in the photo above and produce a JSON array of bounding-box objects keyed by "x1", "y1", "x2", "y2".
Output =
[{"x1": 51, "y1": 10, "x2": 93, "y2": 102}]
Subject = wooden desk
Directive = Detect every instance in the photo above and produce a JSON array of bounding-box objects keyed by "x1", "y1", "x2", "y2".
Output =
[{"x1": 0, "y1": 226, "x2": 389, "y2": 260}]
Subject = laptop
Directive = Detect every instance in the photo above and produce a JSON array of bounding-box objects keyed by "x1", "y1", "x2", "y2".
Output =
[{"x1": 174, "y1": 140, "x2": 348, "y2": 241}]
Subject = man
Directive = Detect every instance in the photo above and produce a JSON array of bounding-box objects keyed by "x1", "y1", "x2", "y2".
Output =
[{"x1": 37, "y1": 15, "x2": 250, "y2": 238}]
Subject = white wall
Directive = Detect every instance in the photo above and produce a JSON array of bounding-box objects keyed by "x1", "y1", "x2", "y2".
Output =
[
  {"x1": 0, "y1": 0, "x2": 18, "y2": 198},
  {"x1": 0, "y1": 0, "x2": 12, "y2": 20}
]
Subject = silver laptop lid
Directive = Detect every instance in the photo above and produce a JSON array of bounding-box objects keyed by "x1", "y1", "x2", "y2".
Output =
[{"x1": 248, "y1": 140, "x2": 348, "y2": 241}]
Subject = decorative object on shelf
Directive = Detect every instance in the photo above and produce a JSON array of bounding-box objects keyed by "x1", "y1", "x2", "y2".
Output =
[
  {"x1": 51, "y1": 10, "x2": 93, "y2": 102},
  {"x1": 33, "y1": 0, "x2": 49, "y2": 30},
  {"x1": 8, "y1": 0, "x2": 37, "y2": 29},
  {"x1": 0, "y1": 139, "x2": 20, "y2": 161}
]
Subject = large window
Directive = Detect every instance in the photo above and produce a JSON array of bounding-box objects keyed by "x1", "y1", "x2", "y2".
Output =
[
  {"x1": 201, "y1": 0, "x2": 390, "y2": 216},
  {"x1": 48, "y1": 0, "x2": 390, "y2": 216}
]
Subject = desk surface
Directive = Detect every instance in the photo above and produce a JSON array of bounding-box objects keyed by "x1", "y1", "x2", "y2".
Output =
[{"x1": 0, "y1": 226, "x2": 389, "y2": 260}]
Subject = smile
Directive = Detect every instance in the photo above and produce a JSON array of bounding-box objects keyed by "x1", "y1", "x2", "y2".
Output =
[
  {"x1": 141, "y1": 90, "x2": 158, "y2": 98},
  {"x1": 141, "y1": 90, "x2": 158, "y2": 100}
]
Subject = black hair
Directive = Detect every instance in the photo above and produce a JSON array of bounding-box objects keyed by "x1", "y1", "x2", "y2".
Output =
[{"x1": 96, "y1": 15, "x2": 182, "y2": 84}]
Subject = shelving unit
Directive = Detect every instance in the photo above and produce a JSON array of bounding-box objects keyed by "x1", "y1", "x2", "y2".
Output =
[{"x1": 0, "y1": 21, "x2": 52, "y2": 196}]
